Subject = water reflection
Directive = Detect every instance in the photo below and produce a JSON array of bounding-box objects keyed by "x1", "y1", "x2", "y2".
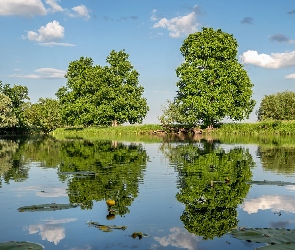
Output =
[
  {"x1": 242, "y1": 194, "x2": 295, "y2": 214},
  {"x1": 0, "y1": 139, "x2": 29, "y2": 186},
  {"x1": 26, "y1": 218, "x2": 77, "y2": 245},
  {"x1": 154, "y1": 227, "x2": 202, "y2": 250},
  {"x1": 161, "y1": 140, "x2": 254, "y2": 239},
  {"x1": 1, "y1": 136, "x2": 149, "y2": 218},
  {"x1": 257, "y1": 146, "x2": 295, "y2": 175},
  {"x1": 57, "y1": 140, "x2": 148, "y2": 214}
]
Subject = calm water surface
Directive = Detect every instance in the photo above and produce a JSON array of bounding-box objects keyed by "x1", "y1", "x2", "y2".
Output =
[{"x1": 0, "y1": 136, "x2": 295, "y2": 249}]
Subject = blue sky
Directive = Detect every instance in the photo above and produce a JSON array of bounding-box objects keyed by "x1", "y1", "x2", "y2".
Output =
[{"x1": 1, "y1": 0, "x2": 295, "y2": 123}]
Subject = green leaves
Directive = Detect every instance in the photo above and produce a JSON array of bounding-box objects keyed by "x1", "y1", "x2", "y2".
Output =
[
  {"x1": 162, "y1": 27, "x2": 255, "y2": 127},
  {"x1": 0, "y1": 93, "x2": 17, "y2": 128},
  {"x1": 257, "y1": 91, "x2": 295, "y2": 121},
  {"x1": 24, "y1": 98, "x2": 62, "y2": 133},
  {"x1": 57, "y1": 50, "x2": 149, "y2": 127}
]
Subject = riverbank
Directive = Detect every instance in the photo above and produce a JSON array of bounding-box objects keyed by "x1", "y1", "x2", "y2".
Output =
[{"x1": 51, "y1": 120, "x2": 295, "y2": 137}]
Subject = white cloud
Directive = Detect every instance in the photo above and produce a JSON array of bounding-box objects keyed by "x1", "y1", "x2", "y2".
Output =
[
  {"x1": 285, "y1": 73, "x2": 295, "y2": 80},
  {"x1": 0, "y1": 0, "x2": 46, "y2": 17},
  {"x1": 153, "y1": 8, "x2": 200, "y2": 38},
  {"x1": 241, "y1": 50, "x2": 295, "y2": 68},
  {"x1": 150, "y1": 9, "x2": 157, "y2": 21},
  {"x1": 154, "y1": 227, "x2": 201, "y2": 250},
  {"x1": 241, "y1": 195, "x2": 295, "y2": 214},
  {"x1": 25, "y1": 20, "x2": 64, "y2": 42},
  {"x1": 68, "y1": 4, "x2": 90, "y2": 20},
  {"x1": 38, "y1": 42, "x2": 76, "y2": 47},
  {"x1": 45, "y1": 0, "x2": 63, "y2": 13},
  {"x1": 9, "y1": 68, "x2": 66, "y2": 79}
]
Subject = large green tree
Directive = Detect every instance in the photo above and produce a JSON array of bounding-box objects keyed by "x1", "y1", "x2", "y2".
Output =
[
  {"x1": 56, "y1": 50, "x2": 149, "y2": 126},
  {"x1": 0, "y1": 93, "x2": 17, "y2": 128},
  {"x1": 24, "y1": 98, "x2": 62, "y2": 133},
  {"x1": 257, "y1": 91, "x2": 295, "y2": 121},
  {"x1": 161, "y1": 28, "x2": 255, "y2": 127},
  {"x1": 0, "y1": 81, "x2": 30, "y2": 128}
]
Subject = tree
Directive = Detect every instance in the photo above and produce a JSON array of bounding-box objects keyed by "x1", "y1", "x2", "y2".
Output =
[
  {"x1": 0, "y1": 81, "x2": 30, "y2": 128},
  {"x1": 56, "y1": 50, "x2": 149, "y2": 126},
  {"x1": 257, "y1": 91, "x2": 295, "y2": 121},
  {"x1": 24, "y1": 98, "x2": 62, "y2": 133},
  {"x1": 0, "y1": 93, "x2": 17, "y2": 128},
  {"x1": 161, "y1": 28, "x2": 255, "y2": 127}
]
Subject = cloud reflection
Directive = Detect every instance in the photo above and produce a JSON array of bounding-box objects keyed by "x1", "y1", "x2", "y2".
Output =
[
  {"x1": 18, "y1": 185, "x2": 67, "y2": 197},
  {"x1": 154, "y1": 227, "x2": 202, "y2": 250},
  {"x1": 27, "y1": 218, "x2": 76, "y2": 245},
  {"x1": 241, "y1": 195, "x2": 295, "y2": 214}
]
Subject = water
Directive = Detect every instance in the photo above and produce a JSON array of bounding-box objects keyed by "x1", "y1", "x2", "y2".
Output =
[{"x1": 0, "y1": 135, "x2": 295, "y2": 249}]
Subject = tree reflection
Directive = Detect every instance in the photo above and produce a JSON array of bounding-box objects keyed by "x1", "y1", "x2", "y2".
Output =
[
  {"x1": 58, "y1": 140, "x2": 148, "y2": 214},
  {"x1": 257, "y1": 146, "x2": 295, "y2": 175},
  {"x1": 0, "y1": 138, "x2": 29, "y2": 186},
  {"x1": 1, "y1": 136, "x2": 148, "y2": 216},
  {"x1": 161, "y1": 141, "x2": 254, "y2": 239}
]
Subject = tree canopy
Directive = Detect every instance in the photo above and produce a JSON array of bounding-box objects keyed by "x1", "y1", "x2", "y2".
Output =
[
  {"x1": 257, "y1": 91, "x2": 295, "y2": 121},
  {"x1": 0, "y1": 93, "x2": 17, "y2": 128},
  {"x1": 0, "y1": 81, "x2": 30, "y2": 128},
  {"x1": 160, "y1": 27, "x2": 255, "y2": 127},
  {"x1": 23, "y1": 98, "x2": 62, "y2": 133},
  {"x1": 56, "y1": 50, "x2": 149, "y2": 127}
]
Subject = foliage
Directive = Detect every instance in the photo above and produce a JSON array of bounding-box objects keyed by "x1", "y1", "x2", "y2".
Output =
[
  {"x1": 0, "y1": 81, "x2": 30, "y2": 128},
  {"x1": 257, "y1": 91, "x2": 295, "y2": 121},
  {"x1": 213, "y1": 121, "x2": 295, "y2": 135},
  {"x1": 0, "y1": 93, "x2": 17, "y2": 128},
  {"x1": 160, "y1": 141, "x2": 253, "y2": 239},
  {"x1": 24, "y1": 98, "x2": 62, "y2": 133},
  {"x1": 161, "y1": 27, "x2": 255, "y2": 127},
  {"x1": 56, "y1": 50, "x2": 149, "y2": 127}
]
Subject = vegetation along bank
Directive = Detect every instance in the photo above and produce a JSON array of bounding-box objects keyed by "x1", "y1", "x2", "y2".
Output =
[{"x1": 1, "y1": 28, "x2": 295, "y2": 135}]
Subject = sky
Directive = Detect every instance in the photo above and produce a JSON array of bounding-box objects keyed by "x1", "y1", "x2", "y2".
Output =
[{"x1": 0, "y1": 0, "x2": 295, "y2": 124}]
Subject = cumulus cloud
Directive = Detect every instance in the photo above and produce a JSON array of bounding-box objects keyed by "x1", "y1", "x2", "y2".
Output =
[
  {"x1": 9, "y1": 68, "x2": 66, "y2": 79},
  {"x1": 241, "y1": 195, "x2": 295, "y2": 214},
  {"x1": 241, "y1": 17, "x2": 254, "y2": 24},
  {"x1": 25, "y1": 20, "x2": 64, "y2": 42},
  {"x1": 285, "y1": 73, "x2": 295, "y2": 80},
  {"x1": 0, "y1": 0, "x2": 46, "y2": 17},
  {"x1": 153, "y1": 5, "x2": 200, "y2": 38},
  {"x1": 269, "y1": 34, "x2": 295, "y2": 44},
  {"x1": 45, "y1": 0, "x2": 63, "y2": 13},
  {"x1": 240, "y1": 50, "x2": 295, "y2": 68},
  {"x1": 68, "y1": 4, "x2": 90, "y2": 20}
]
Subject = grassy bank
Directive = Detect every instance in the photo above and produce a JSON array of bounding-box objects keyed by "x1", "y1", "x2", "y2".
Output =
[
  {"x1": 52, "y1": 124, "x2": 162, "y2": 136},
  {"x1": 51, "y1": 121, "x2": 295, "y2": 137},
  {"x1": 213, "y1": 121, "x2": 295, "y2": 135}
]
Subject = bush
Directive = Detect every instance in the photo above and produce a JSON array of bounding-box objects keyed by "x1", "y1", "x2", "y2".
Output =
[{"x1": 257, "y1": 91, "x2": 295, "y2": 121}]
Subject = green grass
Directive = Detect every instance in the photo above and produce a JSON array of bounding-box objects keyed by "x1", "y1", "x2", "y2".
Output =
[
  {"x1": 52, "y1": 124, "x2": 162, "y2": 135},
  {"x1": 212, "y1": 120, "x2": 295, "y2": 135}
]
